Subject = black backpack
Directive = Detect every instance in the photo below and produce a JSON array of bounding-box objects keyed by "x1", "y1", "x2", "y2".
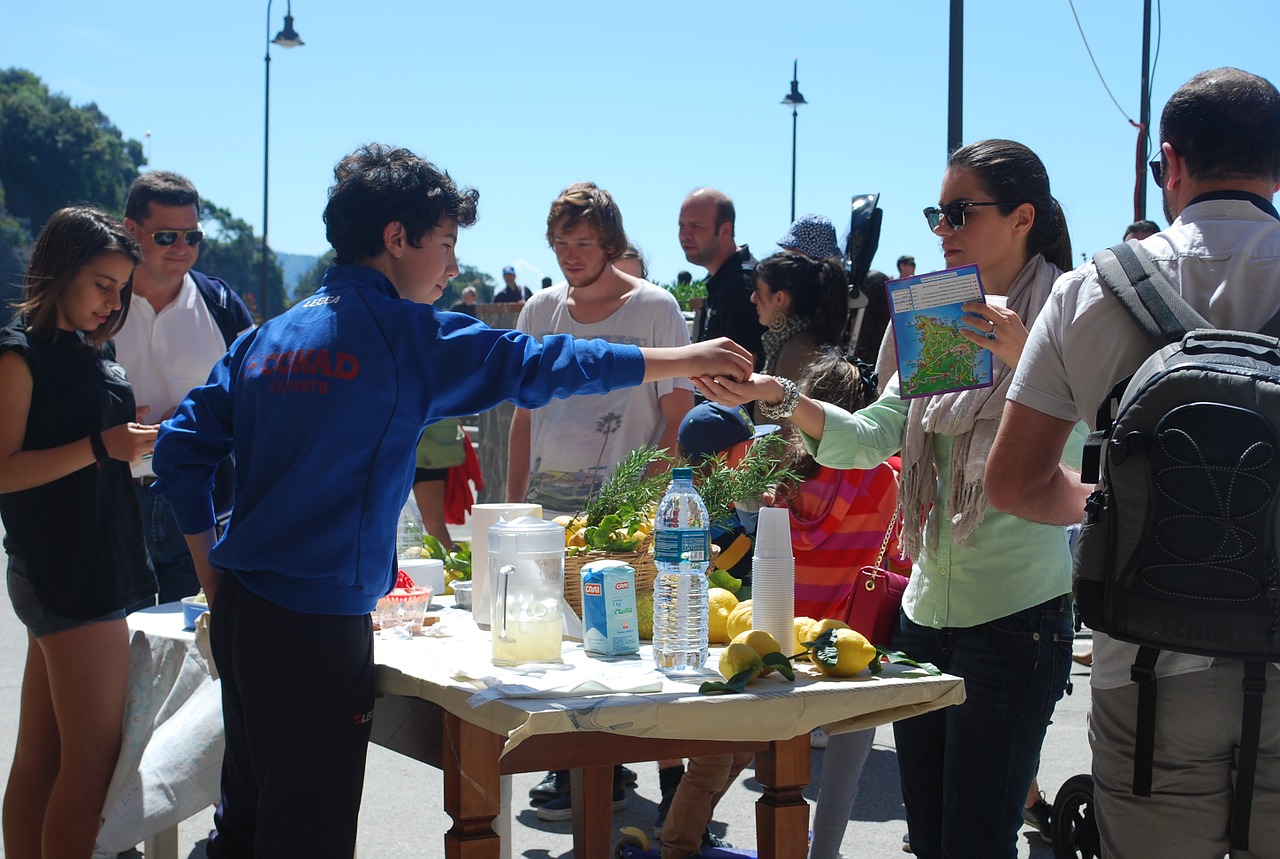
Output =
[{"x1": 1072, "y1": 241, "x2": 1280, "y2": 851}]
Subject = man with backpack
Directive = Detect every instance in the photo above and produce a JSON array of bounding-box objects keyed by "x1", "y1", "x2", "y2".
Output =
[{"x1": 985, "y1": 67, "x2": 1280, "y2": 858}]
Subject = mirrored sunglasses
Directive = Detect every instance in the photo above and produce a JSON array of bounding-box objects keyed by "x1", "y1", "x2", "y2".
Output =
[{"x1": 151, "y1": 229, "x2": 205, "y2": 247}]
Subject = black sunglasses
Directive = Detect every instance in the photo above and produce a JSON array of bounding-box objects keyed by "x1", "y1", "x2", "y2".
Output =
[
  {"x1": 1149, "y1": 158, "x2": 1164, "y2": 186},
  {"x1": 151, "y1": 229, "x2": 205, "y2": 247},
  {"x1": 923, "y1": 201, "x2": 1017, "y2": 232}
]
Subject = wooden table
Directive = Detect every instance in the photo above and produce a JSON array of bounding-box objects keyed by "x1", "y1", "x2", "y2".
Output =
[{"x1": 371, "y1": 607, "x2": 965, "y2": 858}]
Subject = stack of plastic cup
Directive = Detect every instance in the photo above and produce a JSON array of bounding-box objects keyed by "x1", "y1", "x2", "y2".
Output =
[{"x1": 751, "y1": 507, "x2": 796, "y2": 656}]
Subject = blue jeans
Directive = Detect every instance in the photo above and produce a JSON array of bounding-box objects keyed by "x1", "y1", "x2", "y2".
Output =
[
  {"x1": 891, "y1": 595, "x2": 1073, "y2": 859},
  {"x1": 135, "y1": 483, "x2": 199, "y2": 604}
]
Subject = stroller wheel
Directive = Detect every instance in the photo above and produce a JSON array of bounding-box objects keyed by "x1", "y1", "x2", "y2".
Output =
[{"x1": 1051, "y1": 773, "x2": 1099, "y2": 859}]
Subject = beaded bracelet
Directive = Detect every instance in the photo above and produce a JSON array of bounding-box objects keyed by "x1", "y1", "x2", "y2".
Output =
[
  {"x1": 89, "y1": 430, "x2": 110, "y2": 466},
  {"x1": 757, "y1": 377, "x2": 800, "y2": 421}
]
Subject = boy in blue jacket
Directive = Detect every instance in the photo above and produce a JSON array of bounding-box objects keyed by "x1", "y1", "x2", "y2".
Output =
[{"x1": 151, "y1": 143, "x2": 751, "y2": 858}]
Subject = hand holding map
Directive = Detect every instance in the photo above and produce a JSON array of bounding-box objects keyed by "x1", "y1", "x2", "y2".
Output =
[{"x1": 886, "y1": 264, "x2": 993, "y2": 399}]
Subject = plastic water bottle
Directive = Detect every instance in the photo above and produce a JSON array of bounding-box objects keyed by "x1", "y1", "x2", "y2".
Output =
[
  {"x1": 652, "y1": 467, "x2": 711, "y2": 673},
  {"x1": 396, "y1": 497, "x2": 424, "y2": 558}
]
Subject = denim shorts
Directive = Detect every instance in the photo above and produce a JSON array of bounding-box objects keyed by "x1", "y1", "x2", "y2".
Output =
[{"x1": 6, "y1": 554, "x2": 126, "y2": 638}]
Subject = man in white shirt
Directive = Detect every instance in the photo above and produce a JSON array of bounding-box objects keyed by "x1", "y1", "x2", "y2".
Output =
[
  {"x1": 117, "y1": 171, "x2": 253, "y2": 602},
  {"x1": 986, "y1": 68, "x2": 1280, "y2": 858},
  {"x1": 507, "y1": 182, "x2": 692, "y2": 517}
]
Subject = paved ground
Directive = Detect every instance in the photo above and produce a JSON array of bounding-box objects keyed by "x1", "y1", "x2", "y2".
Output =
[{"x1": 0, "y1": 517, "x2": 1094, "y2": 858}]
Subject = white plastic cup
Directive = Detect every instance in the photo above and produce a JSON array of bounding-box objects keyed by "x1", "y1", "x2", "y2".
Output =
[
  {"x1": 470, "y1": 503, "x2": 542, "y2": 627},
  {"x1": 753, "y1": 507, "x2": 794, "y2": 560}
]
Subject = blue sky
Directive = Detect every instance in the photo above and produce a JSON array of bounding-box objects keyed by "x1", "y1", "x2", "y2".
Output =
[{"x1": 4, "y1": 1, "x2": 1277, "y2": 291}]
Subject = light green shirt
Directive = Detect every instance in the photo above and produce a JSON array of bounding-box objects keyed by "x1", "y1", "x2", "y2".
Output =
[{"x1": 803, "y1": 376, "x2": 1075, "y2": 629}]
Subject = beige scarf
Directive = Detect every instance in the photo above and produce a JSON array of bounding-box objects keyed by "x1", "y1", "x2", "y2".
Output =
[{"x1": 897, "y1": 254, "x2": 1061, "y2": 558}]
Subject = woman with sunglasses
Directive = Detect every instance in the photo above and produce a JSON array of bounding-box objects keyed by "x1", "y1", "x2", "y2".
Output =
[
  {"x1": 697, "y1": 139, "x2": 1076, "y2": 859},
  {"x1": 0, "y1": 207, "x2": 159, "y2": 856}
]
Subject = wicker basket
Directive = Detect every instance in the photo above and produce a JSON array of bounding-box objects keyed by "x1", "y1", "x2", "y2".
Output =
[{"x1": 563, "y1": 539, "x2": 658, "y2": 618}]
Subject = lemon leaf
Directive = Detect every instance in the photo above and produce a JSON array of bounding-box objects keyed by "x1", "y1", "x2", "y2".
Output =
[
  {"x1": 762, "y1": 652, "x2": 795, "y2": 681},
  {"x1": 876, "y1": 647, "x2": 941, "y2": 676},
  {"x1": 805, "y1": 628, "x2": 840, "y2": 670}
]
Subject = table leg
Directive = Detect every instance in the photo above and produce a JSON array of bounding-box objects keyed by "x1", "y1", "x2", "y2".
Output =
[
  {"x1": 754, "y1": 734, "x2": 811, "y2": 859},
  {"x1": 442, "y1": 711, "x2": 504, "y2": 859},
  {"x1": 570, "y1": 765, "x2": 614, "y2": 857}
]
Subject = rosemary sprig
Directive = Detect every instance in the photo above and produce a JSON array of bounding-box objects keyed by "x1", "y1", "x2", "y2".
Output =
[
  {"x1": 693, "y1": 433, "x2": 799, "y2": 530},
  {"x1": 581, "y1": 445, "x2": 674, "y2": 528}
]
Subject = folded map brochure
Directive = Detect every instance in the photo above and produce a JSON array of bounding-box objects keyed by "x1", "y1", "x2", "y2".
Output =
[{"x1": 887, "y1": 264, "x2": 992, "y2": 399}]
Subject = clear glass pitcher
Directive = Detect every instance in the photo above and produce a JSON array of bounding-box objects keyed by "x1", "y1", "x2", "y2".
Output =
[{"x1": 489, "y1": 516, "x2": 565, "y2": 665}]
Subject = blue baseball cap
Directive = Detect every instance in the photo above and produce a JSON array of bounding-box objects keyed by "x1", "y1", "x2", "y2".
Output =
[
  {"x1": 502, "y1": 265, "x2": 516, "y2": 275},
  {"x1": 678, "y1": 402, "x2": 779, "y2": 463}
]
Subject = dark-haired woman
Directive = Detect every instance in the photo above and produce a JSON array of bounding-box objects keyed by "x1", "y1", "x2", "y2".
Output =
[
  {"x1": 0, "y1": 207, "x2": 158, "y2": 856},
  {"x1": 752, "y1": 250, "x2": 849, "y2": 382},
  {"x1": 697, "y1": 140, "x2": 1077, "y2": 859}
]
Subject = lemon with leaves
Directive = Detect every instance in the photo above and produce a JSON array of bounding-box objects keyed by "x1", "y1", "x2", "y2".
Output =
[
  {"x1": 718, "y1": 642, "x2": 764, "y2": 683},
  {"x1": 807, "y1": 627, "x2": 878, "y2": 677}
]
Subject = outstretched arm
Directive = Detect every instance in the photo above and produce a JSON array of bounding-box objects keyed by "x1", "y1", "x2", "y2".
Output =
[
  {"x1": 693, "y1": 372, "x2": 827, "y2": 441},
  {"x1": 639, "y1": 338, "x2": 752, "y2": 385},
  {"x1": 986, "y1": 400, "x2": 1091, "y2": 525}
]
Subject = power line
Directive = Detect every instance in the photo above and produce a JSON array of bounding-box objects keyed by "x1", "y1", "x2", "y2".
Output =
[{"x1": 1066, "y1": 0, "x2": 1134, "y2": 123}]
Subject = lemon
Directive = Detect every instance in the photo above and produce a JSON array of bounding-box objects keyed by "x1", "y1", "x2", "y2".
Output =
[
  {"x1": 731, "y1": 629, "x2": 781, "y2": 675},
  {"x1": 635, "y1": 591, "x2": 654, "y2": 640},
  {"x1": 808, "y1": 617, "x2": 850, "y2": 639},
  {"x1": 792, "y1": 616, "x2": 816, "y2": 659},
  {"x1": 552, "y1": 514, "x2": 575, "y2": 528},
  {"x1": 725, "y1": 600, "x2": 754, "y2": 640},
  {"x1": 707, "y1": 588, "x2": 739, "y2": 644},
  {"x1": 811, "y1": 628, "x2": 878, "y2": 677},
  {"x1": 718, "y1": 642, "x2": 764, "y2": 683}
]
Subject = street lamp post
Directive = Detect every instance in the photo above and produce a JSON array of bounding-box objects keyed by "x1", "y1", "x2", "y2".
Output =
[
  {"x1": 263, "y1": 0, "x2": 303, "y2": 320},
  {"x1": 780, "y1": 59, "x2": 808, "y2": 223}
]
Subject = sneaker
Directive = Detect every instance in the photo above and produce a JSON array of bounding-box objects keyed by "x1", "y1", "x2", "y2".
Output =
[
  {"x1": 1022, "y1": 796, "x2": 1053, "y2": 844},
  {"x1": 535, "y1": 778, "x2": 627, "y2": 821},
  {"x1": 653, "y1": 785, "x2": 676, "y2": 837},
  {"x1": 810, "y1": 726, "x2": 829, "y2": 748},
  {"x1": 902, "y1": 832, "x2": 913, "y2": 854},
  {"x1": 528, "y1": 769, "x2": 564, "y2": 805},
  {"x1": 702, "y1": 829, "x2": 733, "y2": 850}
]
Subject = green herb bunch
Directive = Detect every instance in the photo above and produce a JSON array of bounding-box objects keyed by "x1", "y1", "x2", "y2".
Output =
[
  {"x1": 693, "y1": 432, "x2": 799, "y2": 530},
  {"x1": 581, "y1": 445, "x2": 674, "y2": 529}
]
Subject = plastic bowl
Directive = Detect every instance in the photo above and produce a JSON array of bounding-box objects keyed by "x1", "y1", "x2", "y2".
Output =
[{"x1": 181, "y1": 595, "x2": 210, "y2": 631}]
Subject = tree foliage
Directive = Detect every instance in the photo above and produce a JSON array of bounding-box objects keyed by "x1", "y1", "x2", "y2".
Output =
[
  {"x1": 292, "y1": 249, "x2": 335, "y2": 304},
  {"x1": 442, "y1": 263, "x2": 496, "y2": 307},
  {"x1": 0, "y1": 203, "x2": 32, "y2": 327},
  {"x1": 0, "y1": 68, "x2": 143, "y2": 227},
  {"x1": 198, "y1": 200, "x2": 284, "y2": 322}
]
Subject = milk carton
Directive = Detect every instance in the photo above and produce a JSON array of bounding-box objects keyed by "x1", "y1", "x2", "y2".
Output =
[{"x1": 580, "y1": 560, "x2": 640, "y2": 656}]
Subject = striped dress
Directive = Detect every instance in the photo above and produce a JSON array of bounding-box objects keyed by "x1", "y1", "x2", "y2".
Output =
[{"x1": 786, "y1": 461, "x2": 903, "y2": 621}]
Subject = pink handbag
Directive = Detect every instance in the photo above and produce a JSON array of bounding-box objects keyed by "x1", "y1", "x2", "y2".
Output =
[{"x1": 840, "y1": 508, "x2": 909, "y2": 647}]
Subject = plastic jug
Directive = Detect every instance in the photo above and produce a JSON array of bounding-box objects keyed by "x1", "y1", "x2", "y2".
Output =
[{"x1": 489, "y1": 516, "x2": 566, "y2": 665}]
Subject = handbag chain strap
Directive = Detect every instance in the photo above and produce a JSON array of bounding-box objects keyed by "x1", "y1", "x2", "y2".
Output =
[{"x1": 873, "y1": 505, "x2": 901, "y2": 568}]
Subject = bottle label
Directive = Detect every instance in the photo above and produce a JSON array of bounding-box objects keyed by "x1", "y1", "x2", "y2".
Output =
[{"x1": 654, "y1": 529, "x2": 710, "y2": 565}]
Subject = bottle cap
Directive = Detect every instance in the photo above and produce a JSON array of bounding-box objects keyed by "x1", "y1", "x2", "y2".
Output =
[{"x1": 672, "y1": 467, "x2": 693, "y2": 480}]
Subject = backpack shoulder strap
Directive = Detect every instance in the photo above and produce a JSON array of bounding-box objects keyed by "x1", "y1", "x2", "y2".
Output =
[
  {"x1": 1130, "y1": 646, "x2": 1160, "y2": 798},
  {"x1": 1232, "y1": 661, "x2": 1267, "y2": 851},
  {"x1": 1092, "y1": 241, "x2": 1210, "y2": 348}
]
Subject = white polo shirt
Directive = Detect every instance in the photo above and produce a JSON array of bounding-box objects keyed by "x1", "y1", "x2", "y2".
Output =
[{"x1": 115, "y1": 273, "x2": 230, "y2": 475}]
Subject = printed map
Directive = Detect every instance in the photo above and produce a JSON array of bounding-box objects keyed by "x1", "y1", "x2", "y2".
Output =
[{"x1": 887, "y1": 264, "x2": 992, "y2": 399}]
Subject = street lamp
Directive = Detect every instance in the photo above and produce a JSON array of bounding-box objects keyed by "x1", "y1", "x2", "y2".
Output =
[
  {"x1": 263, "y1": 0, "x2": 303, "y2": 319},
  {"x1": 780, "y1": 59, "x2": 808, "y2": 223}
]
